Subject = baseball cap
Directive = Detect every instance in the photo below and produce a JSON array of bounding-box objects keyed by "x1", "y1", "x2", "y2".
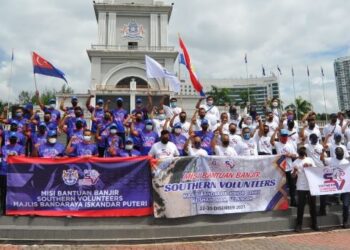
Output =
[
  {"x1": 125, "y1": 137, "x2": 134, "y2": 143},
  {"x1": 49, "y1": 98, "x2": 56, "y2": 104},
  {"x1": 109, "y1": 123, "x2": 118, "y2": 129},
  {"x1": 145, "y1": 119, "x2": 153, "y2": 125},
  {"x1": 9, "y1": 132, "x2": 18, "y2": 139},
  {"x1": 25, "y1": 103, "x2": 33, "y2": 110},
  {"x1": 136, "y1": 98, "x2": 142, "y2": 103},
  {"x1": 280, "y1": 129, "x2": 289, "y2": 137},
  {"x1": 10, "y1": 120, "x2": 18, "y2": 126},
  {"x1": 201, "y1": 119, "x2": 209, "y2": 125},
  {"x1": 117, "y1": 97, "x2": 124, "y2": 102},
  {"x1": 38, "y1": 122, "x2": 47, "y2": 128},
  {"x1": 47, "y1": 130, "x2": 57, "y2": 137},
  {"x1": 97, "y1": 99, "x2": 104, "y2": 104},
  {"x1": 174, "y1": 122, "x2": 182, "y2": 129},
  {"x1": 71, "y1": 96, "x2": 78, "y2": 101}
]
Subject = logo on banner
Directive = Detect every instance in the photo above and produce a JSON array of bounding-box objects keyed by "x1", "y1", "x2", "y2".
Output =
[
  {"x1": 323, "y1": 167, "x2": 345, "y2": 190},
  {"x1": 208, "y1": 158, "x2": 237, "y2": 170},
  {"x1": 62, "y1": 169, "x2": 79, "y2": 186},
  {"x1": 120, "y1": 20, "x2": 145, "y2": 40},
  {"x1": 78, "y1": 169, "x2": 100, "y2": 186}
]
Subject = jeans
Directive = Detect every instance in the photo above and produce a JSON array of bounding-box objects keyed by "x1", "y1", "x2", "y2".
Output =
[
  {"x1": 296, "y1": 190, "x2": 317, "y2": 227},
  {"x1": 341, "y1": 193, "x2": 350, "y2": 224},
  {"x1": 286, "y1": 171, "x2": 296, "y2": 204}
]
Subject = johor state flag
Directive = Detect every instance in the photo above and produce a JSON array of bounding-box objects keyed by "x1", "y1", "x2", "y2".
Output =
[
  {"x1": 179, "y1": 36, "x2": 205, "y2": 96},
  {"x1": 32, "y1": 52, "x2": 67, "y2": 83}
]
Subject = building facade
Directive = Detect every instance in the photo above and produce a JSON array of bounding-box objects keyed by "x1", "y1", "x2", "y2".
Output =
[
  {"x1": 334, "y1": 56, "x2": 350, "y2": 111},
  {"x1": 87, "y1": 0, "x2": 178, "y2": 111}
]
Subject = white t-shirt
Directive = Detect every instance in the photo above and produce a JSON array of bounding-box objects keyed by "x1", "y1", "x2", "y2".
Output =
[
  {"x1": 236, "y1": 134, "x2": 259, "y2": 156},
  {"x1": 305, "y1": 143, "x2": 324, "y2": 168},
  {"x1": 188, "y1": 147, "x2": 208, "y2": 156},
  {"x1": 303, "y1": 126, "x2": 321, "y2": 144},
  {"x1": 288, "y1": 128, "x2": 299, "y2": 151},
  {"x1": 323, "y1": 124, "x2": 342, "y2": 144},
  {"x1": 293, "y1": 157, "x2": 316, "y2": 191},
  {"x1": 212, "y1": 122, "x2": 230, "y2": 135},
  {"x1": 214, "y1": 145, "x2": 237, "y2": 157},
  {"x1": 148, "y1": 141, "x2": 180, "y2": 159},
  {"x1": 228, "y1": 134, "x2": 242, "y2": 152},
  {"x1": 283, "y1": 120, "x2": 299, "y2": 131},
  {"x1": 152, "y1": 119, "x2": 167, "y2": 136},
  {"x1": 200, "y1": 104, "x2": 220, "y2": 126},
  {"x1": 343, "y1": 127, "x2": 350, "y2": 144},
  {"x1": 275, "y1": 141, "x2": 297, "y2": 171},
  {"x1": 328, "y1": 143, "x2": 349, "y2": 159},
  {"x1": 163, "y1": 105, "x2": 182, "y2": 118},
  {"x1": 257, "y1": 135, "x2": 272, "y2": 154},
  {"x1": 265, "y1": 120, "x2": 279, "y2": 137},
  {"x1": 192, "y1": 118, "x2": 212, "y2": 132},
  {"x1": 325, "y1": 157, "x2": 349, "y2": 167}
]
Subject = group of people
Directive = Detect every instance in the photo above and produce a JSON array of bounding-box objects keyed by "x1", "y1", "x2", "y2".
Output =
[{"x1": 0, "y1": 91, "x2": 349, "y2": 232}]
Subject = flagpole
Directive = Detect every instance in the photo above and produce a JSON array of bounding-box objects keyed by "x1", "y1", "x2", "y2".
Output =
[
  {"x1": 6, "y1": 49, "x2": 14, "y2": 119},
  {"x1": 291, "y1": 66, "x2": 298, "y2": 120},
  {"x1": 307, "y1": 66, "x2": 312, "y2": 108},
  {"x1": 178, "y1": 54, "x2": 183, "y2": 108},
  {"x1": 321, "y1": 68, "x2": 328, "y2": 122},
  {"x1": 245, "y1": 54, "x2": 250, "y2": 103}
]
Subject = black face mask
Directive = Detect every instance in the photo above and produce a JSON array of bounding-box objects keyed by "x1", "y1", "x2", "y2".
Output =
[
  {"x1": 117, "y1": 101, "x2": 123, "y2": 107},
  {"x1": 194, "y1": 142, "x2": 201, "y2": 149},
  {"x1": 10, "y1": 126, "x2": 17, "y2": 132},
  {"x1": 75, "y1": 112, "x2": 82, "y2": 118},
  {"x1": 39, "y1": 127, "x2": 46, "y2": 134},
  {"x1": 180, "y1": 116, "x2": 186, "y2": 122},
  {"x1": 310, "y1": 137, "x2": 318, "y2": 145},
  {"x1": 136, "y1": 117, "x2": 142, "y2": 122},
  {"x1": 202, "y1": 125, "x2": 208, "y2": 131},
  {"x1": 161, "y1": 138, "x2": 169, "y2": 144},
  {"x1": 199, "y1": 115, "x2": 205, "y2": 119},
  {"x1": 76, "y1": 122, "x2": 83, "y2": 129},
  {"x1": 309, "y1": 123, "x2": 315, "y2": 129},
  {"x1": 336, "y1": 153, "x2": 344, "y2": 160},
  {"x1": 72, "y1": 101, "x2": 78, "y2": 106},
  {"x1": 222, "y1": 141, "x2": 229, "y2": 147},
  {"x1": 229, "y1": 129, "x2": 236, "y2": 134},
  {"x1": 9, "y1": 138, "x2": 17, "y2": 145},
  {"x1": 104, "y1": 115, "x2": 110, "y2": 121}
]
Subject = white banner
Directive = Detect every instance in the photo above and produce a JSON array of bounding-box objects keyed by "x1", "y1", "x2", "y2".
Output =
[
  {"x1": 152, "y1": 155, "x2": 289, "y2": 218},
  {"x1": 305, "y1": 165, "x2": 350, "y2": 196}
]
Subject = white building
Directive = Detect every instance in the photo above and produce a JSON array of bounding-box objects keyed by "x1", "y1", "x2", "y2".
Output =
[{"x1": 334, "y1": 56, "x2": 350, "y2": 111}]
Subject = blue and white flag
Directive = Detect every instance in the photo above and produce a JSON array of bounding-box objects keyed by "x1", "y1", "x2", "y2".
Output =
[{"x1": 145, "y1": 55, "x2": 181, "y2": 93}]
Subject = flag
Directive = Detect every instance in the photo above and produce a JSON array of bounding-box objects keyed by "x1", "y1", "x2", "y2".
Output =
[
  {"x1": 32, "y1": 52, "x2": 67, "y2": 83},
  {"x1": 179, "y1": 53, "x2": 186, "y2": 65},
  {"x1": 244, "y1": 53, "x2": 248, "y2": 64},
  {"x1": 277, "y1": 65, "x2": 282, "y2": 75},
  {"x1": 321, "y1": 67, "x2": 324, "y2": 77},
  {"x1": 179, "y1": 36, "x2": 205, "y2": 96},
  {"x1": 291, "y1": 67, "x2": 294, "y2": 77},
  {"x1": 307, "y1": 66, "x2": 310, "y2": 77},
  {"x1": 11, "y1": 49, "x2": 14, "y2": 61},
  {"x1": 262, "y1": 65, "x2": 266, "y2": 76},
  {"x1": 145, "y1": 55, "x2": 181, "y2": 94}
]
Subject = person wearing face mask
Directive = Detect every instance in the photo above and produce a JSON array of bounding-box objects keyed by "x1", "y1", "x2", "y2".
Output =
[
  {"x1": 170, "y1": 112, "x2": 191, "y2": 138},
  {"x1": 42, "y1": 112, "x2": 58, "y2": 131},
  {"x1": 292, "y1": 146, "x2": 319, "y2": 233},
  {"x1": 324, "y1": 133, "x2": 349, "y2": 160},
  {"x1": 239, "y1": 115, "x2": 256, "y2": 132},
  {"x1": 86, "y1": 95, "x2": 105, "y2": 134},
  {"x1": 152, "y1": 108, "x2": 167, "y2": 136},
  {"x1": 196, "y1": 96, "x2": 220, "y2": 127},
  {"x1": 61, "y1": 107, "x2": 87, "y2": 141},
  {"x1": 95, "y1": 111, "x2": 113, "y2": 157},
  {"x1": 160, "y1": 96, "x2": 183, "y2": 118},
  {"x1": 189, "y1": 119, "x2": 214, "y2": 155},
  {"x1": 286, "y1": 119, "x2": 299, "y2": 152},
  {"x1": 191, "y1": 108, "x2": 211, "y2": 132},
  {"x1": 168, "y1": 123, "x2": 187, "y2": 156},
  {"x1": 184, "y1": 135, "x2": 208, "y2": 156},
  {"x1": 226, "y1": 123, "x2": 242, "y2": 152},
  {"x1": 257, "y1": 121, "x2": 272, "y2": 155},
  {"x1": 60, "y1": 116, "x2": 85, "y2": 148},
  {"x1": 131, "y1": 96, "x2": 152, "y2": 121},
  {"x1": 124, "y1": 112, "x2": 145, "y2": 150},
  {"x1": 34, "y1": 130, "x2": 65, "y2": 158},
  {"x1": 0, "y1": 132, "x2": 25, "y2": 214},
  {"x1": 3, "y1": 120, "x2": 26, "y2": 146},
  {"x1": 211, "y1": 132, "x2": 237, "y2": 156},
  {"x1": 66, "y1": 129, "x2": 98, "y2": 157},
  {"x1": 265, "y1": 111, "x2": 279, "y2": 137},
  {"x1": 268, "y1": 97, "x2": 281, "y2": 123},
  {"x1": 300, "y1": 112, "x2": 321, "y2": 144},
  {"x1": 31, "y1": 122, "x2": 48, "y2": 154},
  {"x1": 282, "y1": 109, "x2": 299, "y2": 131},
  {"x1": 118, "y1": 137, "x2": 141, "y2": 157},
  {"x1": 236, "y1": 122, "x2": 259, "y2": 156},
  {"x1": 0, "y1": 107, "x2": 28, "y2": 133},
  {"x1": 23, "y1": 103, "x2": 40, "y2": 135},
  {"x1": 323, "y1": 113, "x2": 342, "y2": 144},
  {"x1": 131, "y1": 119, "x2": 159, "y2": 156},
  {"x1": 36, "y1": 90, "x2": 61, "y2": 126},
  {"x1": 228, "y1": 106, "x2": 241, "y2": 133},
  {"x1": 60, "y1": 96, "x2": 80, "y2": 116},
  {"x1": 271, "y1": 128, "x2": 298, "y2": 206},
  {"x1": 98, "y1": 123, "x2": 123, "y2": 157},
  {"x1": 148, "y1": 130, "x2": 179, "y2": 159},
  {"x1": 321, "y1": 147, "x2": 350, "y2": 228},
  {"x1": 213, "y1": 113, "x2": 230, "y2": 135}
]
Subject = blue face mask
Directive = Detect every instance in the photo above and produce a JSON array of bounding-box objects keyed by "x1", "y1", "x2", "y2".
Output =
[
  {"x1": 243, "y1": 133, "x2": 251, "y2": 140},
  {"x1": 170, "y1": 102, "x2": 177, "y2": 108}
]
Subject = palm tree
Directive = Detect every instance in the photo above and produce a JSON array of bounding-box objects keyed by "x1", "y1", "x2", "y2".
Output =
[{"x1": 286, "y1": 96, "x2": 312, "y2": 119}]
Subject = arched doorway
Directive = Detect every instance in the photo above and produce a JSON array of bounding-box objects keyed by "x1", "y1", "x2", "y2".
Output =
[{"x1": 115, "y1": 76, "x2": 150, "y2": 89}]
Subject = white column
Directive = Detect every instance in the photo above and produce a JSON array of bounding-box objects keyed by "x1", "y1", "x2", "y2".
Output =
[
  {"x1": 160, "y1": 14, "x2": 168, "y2": 46},
  {"x1": 150, "y1": 14, "x2": 158, "y2": 47},
  {"x1": 98, "y1": 12, "x2": 107, "y2": 45},
  {"x1": 108, "y1": 13, "x2": 117, "y2": 46},
  {"x1": 91, "y1": 57, "x2": 101, "y2": 90}
]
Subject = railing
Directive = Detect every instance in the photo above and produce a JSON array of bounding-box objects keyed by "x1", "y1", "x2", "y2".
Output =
[
  {"x1": 91, "y1": 45, "x2": 176, "y2": 52},
  {"x1": 96, "y1": 85, "x2": 150, "y2": 91}
]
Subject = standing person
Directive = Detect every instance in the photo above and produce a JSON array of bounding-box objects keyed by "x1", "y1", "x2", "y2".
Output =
[
  {"x1": 131, "y1": 96, "x2": 152, "y2": 121},
  {"x1": 0, "y1": 132, "x2": 25, "y2": 214},
  {"x1": 226, "y1": 123, "x2": 242, "y2": 153},
  {"x1": 323, "y1": 113, "x2": 342, "y2": 144},
  {"x1": 212, "y1": 113, "x2": 230, "y2": 135},
  {"x1": 211, "y1": 132, "x2": 237, "y2": 156},
  {"x1": 95, "y1": 111, "x2": 113, "y2": 157},
  {"x1": 96, "y1": 123, "x2": 123, "y2": 157},
  {"x1": 300, "y1": 112, "x2": 321, "y2": 144},
  {"x1": 189, "y1": 119, "x2": 214, "y2": 155},
  {"x1": 236, "y1": 126, "x2": 259, "y2": 156},
  {"x1": 66, "y1": 129, "x2": 98, "y2": 157},
  {"x1": 292, "y1": 146, "x2": 319, "y2": 232},
  {"x1": 169, "y1": 112, "x2": 191, "y2": 138},
  {"x1": 117, "y1": 137, "x2": 141, "y2": 157},
  {"x1": 3, "y1": 120, "x2": 26, "y2": 147},
  {"x1": 148, "y1": 130, "x2": 179, "y2": 159},
  {"x1": 184, "y1": 135, "x2": 208, "y2": 156},
  {"x1": 110, "y1": 97, "x2": 129, "y2": 141},
  {"x1": 196, "y1": 96, "x2": 220, "y2": 128},
  {"x1": 271, "y1": 128, "x2": 298, "y2": 206},
  {"x1": 36, "y1": 90, "x2": 61, "y2": 125},
  {"x1": 286, "y1": 119, "x2": 300, "y2": 152},
  {"x1": 265, "y1": 110, "x2": 279, "y2": 137},
  {"x1": 321, "y1": 147, "x2": 350, "y2": 228},
  {"x1": 130, "y1": 119, "x2": 159, "y2": 156},
  {"x1": 257, "y1": 122, "x2": 272, "y2": 155},
  {"x1": 124, "y1": 112, "x2": 145, "y2": 150},
  {"x1": 324, "y1": 133, "x2": 349, "y2": 160},
  {"x1": 0, "y1": 107, "x2": 28, "y2": 133},
  {"x1": 31, "y1": 122, "x2": 48, "y2": 154},
  {"x1": 34, "y1": 130, "x2": 65, "y2": 158},
  {"x1": 161, "y1": 96, "x2": 183, "y2": 118},
  {"x1": 86, "y1": 95, "x2": 105, "y2": 134},
  {"x1": 168, "y1": 122, "x2": 187, "y2": 156},
  {"x1": 60, "y1": 96, "x2": 81, "y2": 116}
]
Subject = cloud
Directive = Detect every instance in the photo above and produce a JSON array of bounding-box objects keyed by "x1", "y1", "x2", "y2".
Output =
[{"x1": 0, "y1": 0, "x2": 349, "y2": 113}]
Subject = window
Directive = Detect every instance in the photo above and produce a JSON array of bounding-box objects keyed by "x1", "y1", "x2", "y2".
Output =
[{"x1": 128, "y1": 42, "x2": 138, "y2": 50}]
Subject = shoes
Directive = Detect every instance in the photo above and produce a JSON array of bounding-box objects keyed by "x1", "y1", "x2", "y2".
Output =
[
  {"x1": 342, "y1": 223, "x2": 349, "y2": 229},
  {"x1": 295, "y1": 225, "x2": 302, "y2": 233},
  {"x1": 311, "y1": 225, "x2": 320, "y2": 231}
]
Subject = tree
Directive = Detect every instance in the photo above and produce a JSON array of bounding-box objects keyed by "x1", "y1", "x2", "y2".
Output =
[
  {"x1": 206, "y1": 86, "x2": 232, "y2": 106},
  {"x1": 285, "y1": 96, "x2": 312, "y2": 119},
  {"x1": 59, "y1": 84, "x2": 74, "y2": 94},
  {"x1": 239, "y1": 89, "x2": 256, "y2": 106},
  {"x1": 17, "y1": 91, "x2": 35, "y2": 105},
  {"x1": 40, "y1": 88, "x2": 57, "y2": 105}
]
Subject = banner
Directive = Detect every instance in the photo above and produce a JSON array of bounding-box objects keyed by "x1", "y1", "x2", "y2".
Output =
[
  {"x1": 152, "y1": 155, "x2": 288, "y2": 218},
  {"x1": 305, "y1": 165, "x2": 350, "y2": 196},
  {"x1": 6, "y1": 156, "x2": 153, "y2": 217}
]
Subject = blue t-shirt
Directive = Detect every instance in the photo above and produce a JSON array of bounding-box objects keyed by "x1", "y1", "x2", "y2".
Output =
[
  {"x1": 195, "y1": 131, "x2": 214, "y2": 155},
  {"x1": 88, "y1": 106, "x2": 105, "y2": 133},
  {"x1": 118, "y1": 149, "x2": 141, "y2": 157},
  {"x1": 32, "y1": 132, "x2": 47, "y2": 147},
  {"x1": 43, "y1": 107, "x2": 61, "y2": 125},
  {"x1": 72, "y1": 143, "x2": 98, "y2": 157},
  {"x1": 140, "y1": 130, "x2": 159, "y2": 155},
  {"x1": 103, "y1": 135, "x2": 123, "y2": 157},
  {"x1": 24, "y1": 113, "x2": 40, "y2": 132},
  {"x1": 1, "y1": 144, "x2": 25, "y2": 175},
  {"x1": 3, "y1": 131, "x2": 26, "y2": 146},
  {"x1": 38, "y1": 142, "x2": 65, "y2": 158},
  {"x1": 170, "y1": 133, "x2": 187, "y2": 156},
  {"x1": 131, "y1": 122, "x2": 145, "y2": 148},
  {"x1": 8, "y1": 118, "x2": 28, "y2": 133}
]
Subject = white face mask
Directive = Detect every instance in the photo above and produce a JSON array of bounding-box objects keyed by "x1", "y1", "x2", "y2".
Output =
[
  {"x1": 83, "y1": 136, "x2": 91, "y2": 142},
  {"x1": 50, "y1": 104, "x2": 55, "y2": 109},
  {"x1": 246, "y1": 119, "x2": 252, "y2": 125},
  {"x1": 272, "y1": 101, "x2": 278, "y2": 107},
  {"x1": 48, "y1": 138, "x2": 57, "y2": 144},
  {"x1": 125, "y1": 144, "x2": 133, "y2": 150},
  {"x1": 175, "y1": 128, "x2": 182, "y2": 134},
  {"x1": 146, "y1": 125, "x2": 153, "y2": 131},
  {"x1": 158, "y1": 114, "x2": 166, "y2": 121},
  {"x1": 110, "y1": 129, "x2": 117, "y2": 134},
  {"x1": 207, "y1": 100, "x2": 213, "y2": 106}
]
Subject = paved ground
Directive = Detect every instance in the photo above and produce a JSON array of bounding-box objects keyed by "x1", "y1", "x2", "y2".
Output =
[{"x1": 1, "y1": 229, "x2": 350, "y2": 250}]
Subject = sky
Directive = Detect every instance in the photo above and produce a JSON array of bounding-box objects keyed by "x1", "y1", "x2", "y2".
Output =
[{"x1": 1, "y1": 0, "x2": 350, "y2": 113}]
